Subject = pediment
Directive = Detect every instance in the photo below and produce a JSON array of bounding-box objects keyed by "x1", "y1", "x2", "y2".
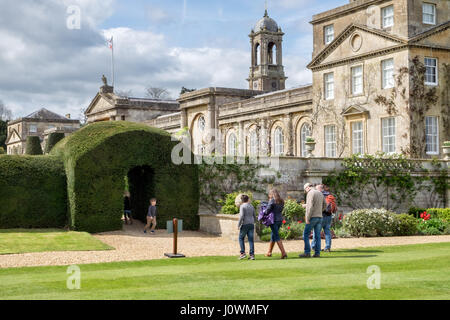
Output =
[
  {"x1": 409, "y1": 23, "x2": 450, "y2": 48},
  {"x1": 309, "y1": 24, "x2": 406, "y2": 69},
  {"x1": 341, "y1": 105, "x2": 369, "y2": 117},
  {"x1": 6, "y1": 129, "x2": 21, "y2": 145},
  {"x1": 86, "y1": 93, "x2": 115, "y2": 115}
]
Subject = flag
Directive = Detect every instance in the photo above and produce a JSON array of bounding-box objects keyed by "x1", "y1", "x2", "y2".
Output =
[{"x1": 107, "y1": 36, "x2": 113, "y2": 50}]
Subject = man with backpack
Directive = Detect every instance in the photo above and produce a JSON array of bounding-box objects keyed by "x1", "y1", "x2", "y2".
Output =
[{"x1": 311, "y1": 184, "x2": 337, "y2": 253}]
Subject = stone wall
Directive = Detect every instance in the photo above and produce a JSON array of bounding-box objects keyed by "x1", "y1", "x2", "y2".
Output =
[
  {"x1": 199, "y1": 212, "x2": 261, "y2": 242},
  {"x1": 252, "y1": 157, "x2": 449, "y2": 211}
]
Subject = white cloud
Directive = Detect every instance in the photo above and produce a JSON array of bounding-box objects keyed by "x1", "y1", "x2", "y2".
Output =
[{"x1": 0, "y1": 0, "x2": 312, "y2": 120}]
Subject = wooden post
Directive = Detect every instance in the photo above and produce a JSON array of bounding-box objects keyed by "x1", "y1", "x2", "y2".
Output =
[
  {"x1": 173, "y1": 218, "x2": 178, "y2": 255},
  {"x1": 164, "y1": 218, "x2": 185, "y2": 258}
]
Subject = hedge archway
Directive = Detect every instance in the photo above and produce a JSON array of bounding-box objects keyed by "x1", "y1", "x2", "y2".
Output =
[{"x1": 51, "y1": 121, "x2": 199, "y2": 233}]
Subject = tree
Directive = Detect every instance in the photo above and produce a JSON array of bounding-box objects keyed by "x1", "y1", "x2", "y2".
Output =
[
  {"x1": 25, "y1": 136, "x2": 43, "y2": 155},
  {"x1": 145, "y1": 87, "x2": 170, "y2": 99},
  {"x1": 0, "y1": 100, "x2": 12, "y2": 150},
  {"x1": 44, "y1": 132, "x2": 65, "y2": 154},
  {"x1": 0, "y1": 100, "x2": 12, "y2": 121}
]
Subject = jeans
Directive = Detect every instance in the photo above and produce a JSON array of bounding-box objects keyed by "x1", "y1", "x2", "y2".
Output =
[
  {"x1": 303, "y1": 217, "x2": 323, "y2": 255},
  {"x1": 239, "y1": 224, "x2": 255, "y2": 255},
  {"x1": 312, "y1": 215, "x2": 332, "y2": 250},
  {"x1": 270, "y1": 221, "x2": 283, "y2": 242}
]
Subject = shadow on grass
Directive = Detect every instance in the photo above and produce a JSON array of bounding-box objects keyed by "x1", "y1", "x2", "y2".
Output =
[
  {"x1": 333, "y1": 249, "x2": 384, "y2": 253},
  {"x1": 0, "y1": 229, "x2": 65, "y2": 234},
  {"x1": 317, "y1": 255, "x2": 378, "y2": 259}
]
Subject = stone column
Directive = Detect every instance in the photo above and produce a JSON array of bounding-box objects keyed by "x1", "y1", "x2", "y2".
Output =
[
  {"x1": 239, "y1": 121, "x2": 245, "y2": 156},
  {"x1": 285, "y1": 113, "x2": 294, "y2": 156},
  {"x1": 260, "y1": 118, "x2": 269, "y2": 157},
  {"x1": 180, "y1": 109, "x2": 188, "y2": 129}
]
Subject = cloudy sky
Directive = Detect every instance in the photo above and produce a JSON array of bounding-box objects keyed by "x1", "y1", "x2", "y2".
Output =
[{"x1": 0, "y1": 0, "x2": 346, "y2": 120}]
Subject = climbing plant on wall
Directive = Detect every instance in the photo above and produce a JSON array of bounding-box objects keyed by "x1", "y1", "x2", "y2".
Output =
[
  {"x1": 374, "y1": 56, "x2": 440, "y2": 158},
  {"x1": 323, "y1": 153, "x2": 448, "y2": 211},
  {"x1": 198, "y1": 156, "x2": 277, "y2": 213}
]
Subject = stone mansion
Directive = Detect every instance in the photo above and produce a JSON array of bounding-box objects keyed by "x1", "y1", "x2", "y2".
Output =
[{"x1": 86, "y1": 0, "x2": 449, "y2": 159}]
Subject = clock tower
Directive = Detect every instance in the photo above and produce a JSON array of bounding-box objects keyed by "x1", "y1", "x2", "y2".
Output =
[{"x1": 248, "y1": 10, "x2": 287, "y2": 92}]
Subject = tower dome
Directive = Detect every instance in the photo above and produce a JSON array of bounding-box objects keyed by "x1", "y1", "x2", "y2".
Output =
[{"x1": 254, "y1": 10, "x2": 279, "y2": 32}]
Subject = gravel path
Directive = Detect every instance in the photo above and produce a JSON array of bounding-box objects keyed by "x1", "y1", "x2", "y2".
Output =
[{"x1": 1, "y1": 221, "x2": 449, "y2": 269}]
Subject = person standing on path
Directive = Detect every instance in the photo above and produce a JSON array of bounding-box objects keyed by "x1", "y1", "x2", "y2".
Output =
[
  {"x1": 311, "y1": 184, "x2": 336, "y2": 252},
  {"x1": 123, "y1": 192, "x2": 132, "y2": 225},
  {"x1": 265, "y1": 189, "x2": 288, "y2": 259},
  {"x1": 144, "y1": 198, "x2": 157, "y2": 234},
  {"x1": 237, "y1": 194, "x2": 256, "y2": 260},
  {"x1": 300, "y1": 183, "x2": 327, "y2": 258}
]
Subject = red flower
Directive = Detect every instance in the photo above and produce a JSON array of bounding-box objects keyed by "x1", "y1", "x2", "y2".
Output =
[
  {"x1": 282, "y1": 220, "x2": 286, "y2": 224},
  {"x1": 420, "y1": 212, "x2": 424, "y2": 218},
  {"x1": 287, "y1": 226, "x2": 291, "y2": 230},
  {"x1": 298, "y1": 220, "x2": 302, "y2": 224}
]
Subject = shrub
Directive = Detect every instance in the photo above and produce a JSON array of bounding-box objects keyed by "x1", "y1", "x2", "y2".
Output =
[
  {"x1": 25, "y1": 136, "x2": 43, "y2": 155},
  {"x1": 44, "y1": 132, "x2": 65, "y2": 154},
  {"x1": 395, "y1": 214, "x2": 418, "y2": 236},
  {"x1": 417, "y1": 218, "x2": 448, "y2": 235},
  {"x1": 0, "y1": 147, "x2": 5, "y2": 154},
  {"x1": 0, "y1": 155, "x2": 67, "y2": 228},
  {"x1": 426, "y1": 208, "x2": 450, "y2": 222},
  {"x1": 408, "y1": 206, "x2": 426, "y2": 218},
  {"x1": 343, "y1": 208, "x2": 400, "y2": 237},
  {"x1": 218, "y1": 191, "x2": 259, "y2": 215},
  {"x1": 51, "y1": 121, "x2": 199, "y2": 233},
  {"x1": 334, "y1": 227, "x2": 352, "y2": 238},
  {"x1": 282, "y1": 199, "x2": 305, "y2": 221}
]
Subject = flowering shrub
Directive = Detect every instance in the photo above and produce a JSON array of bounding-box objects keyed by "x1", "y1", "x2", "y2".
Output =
[
  {"x1": 417, "y1": 218, "x2": 449, "y2": 235},
  {"x1": 343, "y1": 209, "x2": 400, "y2": 237},
  {"x1": 260, "y1": 221, "x2": 305, "y2": 241},
  {"x1": 420, "y1": 211, "x2": 431, "y2": 221}
]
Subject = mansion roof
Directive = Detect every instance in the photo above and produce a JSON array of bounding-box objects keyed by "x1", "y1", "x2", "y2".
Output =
[{"x1": 8, "y1": 108, "x2": 79, "y2": 125}]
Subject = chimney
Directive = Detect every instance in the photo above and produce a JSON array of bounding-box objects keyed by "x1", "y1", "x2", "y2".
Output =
[{"x1": 66, "y1": 114, "x2": 71, "y2": 119}]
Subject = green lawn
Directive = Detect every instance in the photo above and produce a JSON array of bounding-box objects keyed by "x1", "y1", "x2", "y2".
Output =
[
  {"x1": 0, "y1": 229, "x2": 112, "y2": 254},
  {"x1": 0, "y1": 242, "x2": 449, "y2": 300}
]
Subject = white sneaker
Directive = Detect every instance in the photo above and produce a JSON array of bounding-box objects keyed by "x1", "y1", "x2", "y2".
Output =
[{"x1": 239, "y1": 254, "x2": 247, "y2": 260}]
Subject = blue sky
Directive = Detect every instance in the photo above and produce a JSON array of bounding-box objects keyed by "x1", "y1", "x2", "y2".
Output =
[{"x1": 0, "y1": 0, "x2": 347, "y2": 119}]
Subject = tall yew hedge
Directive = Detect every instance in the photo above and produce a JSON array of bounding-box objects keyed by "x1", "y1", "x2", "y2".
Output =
[
  {"x1": 0, "y1": 155, "x2": 67, "y2": 228},
  {"x1": 51, "y1": 121, "x2": 199, "y2": 233}
]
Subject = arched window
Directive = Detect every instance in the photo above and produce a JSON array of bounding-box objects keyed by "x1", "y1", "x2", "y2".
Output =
[
  {"x1": 228, "y1": 133, "x2": 237, "y2": 156},
  {"x1": 274, "y1": 127, "x2": 284, "y2": 156},
  {"x1": 255, "y1": 43, "x2": 260, "y2": 66},
  {"x1": 198, "y1": 116, "x2": 206, "y2": 132},
  {"x1": 249, "y1": 131, "x2": 258, "y2": 156},
  {"x1": 300, "y1": 123, "x2": 312, "y2": 157},
  {"x1": 268, "y1": 42, "x2": 277, "y2": 65}
]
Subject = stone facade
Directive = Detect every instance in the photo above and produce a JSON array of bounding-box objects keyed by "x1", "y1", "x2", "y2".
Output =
[
  {"x1": 147, "y1": 2, "x2": 449, "y2": 159},
  {"x1": 6, "y1": 108, "x2": 80, "y2": 155}
]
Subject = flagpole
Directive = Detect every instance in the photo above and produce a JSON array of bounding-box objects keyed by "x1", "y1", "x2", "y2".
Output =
[{"x1": 111, "y1": 36, "x2": 115, "y2": 89}]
